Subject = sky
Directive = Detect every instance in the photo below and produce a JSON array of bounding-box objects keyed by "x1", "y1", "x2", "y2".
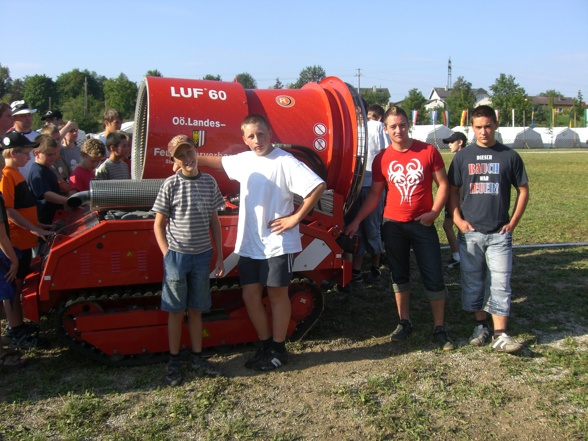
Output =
[{"x1": 2, "y1": 0, "x2": 587, "y2": 103}]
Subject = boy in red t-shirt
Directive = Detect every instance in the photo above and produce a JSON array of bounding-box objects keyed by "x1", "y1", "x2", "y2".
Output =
[
  {"x1": 69, "y1": 138, "x2": 106, "y2": 194},
  {"x1": 345, "y1": 105, "x2": 454, "y2": 351}
]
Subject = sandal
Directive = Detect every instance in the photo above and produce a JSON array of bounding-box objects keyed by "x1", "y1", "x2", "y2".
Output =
[{"x1": 0, "y1": 351, "x2": 28, "y2": 370}]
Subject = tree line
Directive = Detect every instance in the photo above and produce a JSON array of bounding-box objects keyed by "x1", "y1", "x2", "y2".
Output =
[
  {"x1": 1, "y1": 62, "x2": 583, "y2": 133},
  {"x1": 401, "y1": 74, "x2": 586, "y2": 128}
]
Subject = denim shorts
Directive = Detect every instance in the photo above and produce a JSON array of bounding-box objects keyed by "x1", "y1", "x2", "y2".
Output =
[
  {"x1": 161, "y1": 248, "x2": 213, "y2": 313},
  {"x1": 238, "y1": 254, "x2": 293, "y2": 287},
  {"x1": 344, "y1": 187, "x2": 385, "y2": 255},
  {"x1": 459, "y1": 231, "x2": 512, "y2": 316},
  {"x1": 380, "y1": 219, "x2": 446, "y2": 300}
]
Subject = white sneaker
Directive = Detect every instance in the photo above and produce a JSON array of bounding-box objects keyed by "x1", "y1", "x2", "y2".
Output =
[
  {"x1": 491, "y1": 333, "x2": 523, "y2": 354},
  {"x1": 469, "y1": 324, "x2": 490, "y2": 346}
]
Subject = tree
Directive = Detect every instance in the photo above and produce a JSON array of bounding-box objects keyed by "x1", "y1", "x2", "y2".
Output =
[
  {"x1": 103, "y1": 73, "x2": 138, "y2": 120},
  {"x1": 293, "y1": 65, "x2": 326, "y2": 89},
  {"x1": 489, "y1": 73, "x2": 531, "y2": 126},
  {"x1": 60, "y1": 95, "x2": 104, "y2": 134},
  {"x1": 272, "y1": 77, "x2": 283, "y2": 89},
  {"x1": 202, "y1": 74, "x2": 222, "y2": 81},
  {"x1": 55, "y1": 69, "x2": 105, "y2": 105},
  {"x1": 445, "y1": 76, "x2": 476, "y2": 127},
  {"x1": 361, "y1": 88, "x2": 390, "y2": 107},
  {"x1": 0, "y1": 63, "x2": 12, "y2": 100},
  {"x1": 23, "y1": 74, "x2": 56, "y2": 116},
  {"x1": 400, "y1": 88, "x2": 428, "y2": 125},
  {"x1": 146, "y1": 69, "x2": 163, "y2": 77},
  {"x1": 234, "y1": 72, "x2": 257, "y2": 89},
  {"x1": 571, "y1": 90, "x2": 585, "y2": 126},
  {"x1": 539, "y1": 90, "x2": 563, "y2": 99},
  {"x1": 9, "y1": 78, "x2": 24, "y2": 102}
]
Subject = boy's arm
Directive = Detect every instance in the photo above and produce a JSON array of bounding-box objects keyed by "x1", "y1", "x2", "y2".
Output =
[
  {"x1": 269, "y1": 182, "x2": 326, "y2": 235},
  {"x1": 59, "y1": 121, "x2": 78, "y2": 139},
  {"x1": 153, "y1": 212, "x2": 169, "y2": 255},
  {"x1": 344, "y1": 181, "x2": 385, "y2": 237},
  {"x1": 197, "y1": 156, "x2": 223, "y2": 169},
  {"x1": 6, "y1": 207, "x2": 53, "y2": 237},
  {"x1": 0, "y1": 224, "x2": 18, "y2": 282},
  {"x1": 501, "y1": 183, "x2": 529, "y2": 234},
  {"x1": 209, "y1": 211, "x2": 224, "y2": 277},
  {"x1": 415, "y1": 168, "x2": 448, "y2": 226},
  {"x1": 42, "y1": 191, "x2": 69, "y2": 205}
]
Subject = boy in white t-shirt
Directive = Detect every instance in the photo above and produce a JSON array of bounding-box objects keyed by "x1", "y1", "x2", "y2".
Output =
[{"x1": 198, "y1": 114, "x2": 326, "y2": 371}]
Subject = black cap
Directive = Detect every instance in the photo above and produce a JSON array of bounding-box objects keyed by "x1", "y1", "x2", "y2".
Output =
[
  {"x1": 442, "y1": 132, "x2": 468, "y2": 145},
  {"x1": 41, "y1": 109, "x2": 63, "y2": 120},
  {"x1": 1, "y1": 132, "x2": 40, "y2": 150}
]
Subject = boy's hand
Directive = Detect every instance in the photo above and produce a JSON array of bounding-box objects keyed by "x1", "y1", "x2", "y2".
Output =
[
  {"x1": 5, "y1": 261, "x2": 18, "y2": 283},
  {"x1": 268, "y1": 216, "x2": 298, "y2": 235},
  {"x1": 31, "y1": 226, "x2": 54, "y2": 239},
  {"x1": 214, "y1": 257, "x2": 225, "y2": 278}
]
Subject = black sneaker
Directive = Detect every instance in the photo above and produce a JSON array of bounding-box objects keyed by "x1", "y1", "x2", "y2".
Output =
[
  {"x1": 190, "y1": 354, "x2": 221, "y2": 377},
  {"x1": 11, "y1": 330, "x2": 49, "y2": 349},
  {"x1": 244, "y1": 344, "x2": 267, "y2": 369},
  {"x1": 390, "y1": 319, "x2": 413, "y2": 342},
  {"x1": 365, "y1": 267, "x2": 382, "y2": 283},
  {"x1": 252, "y1": 348, "x2": 289, "y2": 371},
  {"x1": 446, "y1": 258, "x2": 460, "y2": 269},
  {"x1": 165, "y1": 359, "x2": 182, "y2": 386},
  {"x1": 434, "y1": 326, "x2": 455, "y2": 351},
  {"x1": 350, "y1": 272, "x2": 364, "y2": 284}
]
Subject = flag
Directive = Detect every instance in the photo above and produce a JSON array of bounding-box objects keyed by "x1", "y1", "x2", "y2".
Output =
[
  {"x1": 531, "y1": 111, "x2": 535, "y2": 129},
  {"x1": 569, "y1": 112, "x2": 573, "y2": 128},
  {"x1": 552, "y1": 108, "x2": 556, "y2": 126},
  {"x1": 495, "y1": 109, "x2": 500, "y2": 123},
  {"x1": 460, "y1": 110, "x2": 467, "y2": 127},
  {"x1": 512, "y1": 109, "x2": 515, "y2": 127},
  {"x1": 412, "y1": 110, "x2": 418, "y2": 126},
  {"x1": 443, "y1": 111, "x2": 449, "y2": 126},
  {"x1": 430, "y1": 110, "x2": 438, "y2": 125},
  {"x1": 585, "y1": 109, "x2": 588, "y2": 127}
]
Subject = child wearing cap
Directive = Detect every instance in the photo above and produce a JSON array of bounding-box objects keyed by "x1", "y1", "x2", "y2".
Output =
[
  {"x1": 1, "y1": 132, "x2": 52, "y2": 349},
  {"x1": 152, "y1": 134, "x2": 226, "y2": 386},
  {"x1": 441, "y1": 131, "x2": 468, "y2": 269},
  {"x1": 69, "y1": 138, "x2": 107, "y2": 194},
  {"x1": 95, "y1": 131, "x2": 131, "y2": 180}
]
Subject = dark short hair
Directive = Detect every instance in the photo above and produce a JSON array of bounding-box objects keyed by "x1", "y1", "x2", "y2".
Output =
[
  {"x1": 106, "y1": 131, "x2": 127, "y2": 150},
  {"x1": 470, "y1": 105, "x2": 497, "y2": 124}
]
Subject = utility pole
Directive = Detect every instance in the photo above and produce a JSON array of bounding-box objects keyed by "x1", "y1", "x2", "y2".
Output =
[
  {"x1": 84, "y1": 76, "x2": 88, "y2": 118},
  {"x1": 355, "y1": 68, "x2": 362, "y2": 94},
  {"x1": 447, "y1": 57, "x2": 452, "y2": 90}
]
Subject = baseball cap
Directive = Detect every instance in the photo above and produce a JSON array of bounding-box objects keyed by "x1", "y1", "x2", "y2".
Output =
[
  {"x1": 10, "y1": 100, "x2": 37, "y2": 116},
  {"x1": 168, "y1": 134, "x2": 195, "y2": 158},
  {"x1": 41, "y1": 109, "x2": 63, "y2": 120},
  {"x1": 1, "y1": 131, "x2": 40, "y2": 150},
  {"x1": 442, "y1": 132, "x2": 468, "y2": 145}
]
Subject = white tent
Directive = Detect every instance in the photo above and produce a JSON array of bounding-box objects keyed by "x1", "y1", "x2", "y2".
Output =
[
  {"x1": 495, "y1": 127, "x2": 543, "y2": 148},
  {"x1": 572, "y1": 128, "x2": 588, "y2": 147},
  {"x1": 552, "y1": 127, "x2": 584, "y2": 148},
  {"x1": 409, "y1": 125, "x2": 453, "y2": 148}
]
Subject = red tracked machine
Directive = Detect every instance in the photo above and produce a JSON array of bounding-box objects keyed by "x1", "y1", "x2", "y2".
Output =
[{"x1": 21, "y1": 76, "x2": 367, "y2": 365}]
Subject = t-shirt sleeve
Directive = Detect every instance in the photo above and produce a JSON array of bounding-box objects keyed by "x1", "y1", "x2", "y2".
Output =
[{"x1": 28, "y1": 167, "x2": 51, "y2": 200}]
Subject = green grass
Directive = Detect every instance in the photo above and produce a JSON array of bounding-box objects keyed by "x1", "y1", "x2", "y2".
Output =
[{"x1": 0, "y1": 150, "x2": 587, "y2": 440}]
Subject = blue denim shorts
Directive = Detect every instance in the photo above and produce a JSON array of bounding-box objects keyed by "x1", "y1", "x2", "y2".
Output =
[
  {"x1": 459, "y1": 231, "x2": 513, "y2": 316},
  {"x1": 161, "y1": 248, "x2": 213, "y2": 313}
]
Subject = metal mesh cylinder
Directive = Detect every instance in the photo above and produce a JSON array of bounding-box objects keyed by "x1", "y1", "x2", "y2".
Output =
[{"x1": 89, "y1": 179, "x2": 165, "y2": 210}]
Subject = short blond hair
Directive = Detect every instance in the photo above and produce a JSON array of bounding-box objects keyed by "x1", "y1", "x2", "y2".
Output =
[{"x1": 81, "y1": 138, "x2": 106, "y2": 158}]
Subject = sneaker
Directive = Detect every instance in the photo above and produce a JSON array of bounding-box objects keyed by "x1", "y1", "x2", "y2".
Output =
[
  {"x1": 190, "y1": 354, "x2": 221, "y2": 377},
  {"x1": 491, "y1": 333, "x2": 523, "y2": 354},
  {"x1": 434, "y1": 326, "x2": 455, "y2": 351},
  {"x1": 469, "y1": 324, "x2": 490, "y2": 346},
  {"x1": 165, "y1": 359, "x2": 182, "y2": 386},
  {"x1": 11, "y1": 330, "x2": 49, "y2": 349},
  {"x1": 365, "y1": 267, "x2": 382, "y2": 283},
  {"x1": 252, "y1": 348, "x2": 289, "y2": 371},
  {"x1": 351, "y1": 272, "x2": 364, "y2": 284},
  {"x1": 447, "y1": 258, "x2": 460, "y2": 269},
  {"x1": 390, "y1": 319, "x2": 413, "y2": 342},
  {"x1": 244, "y1": 344, "x2": 268, "y2": 369}
]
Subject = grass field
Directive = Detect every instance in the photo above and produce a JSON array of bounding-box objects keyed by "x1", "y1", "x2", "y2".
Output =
[{"x1": 0, "y1": 150, "x2": 587, "y2": 440}]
